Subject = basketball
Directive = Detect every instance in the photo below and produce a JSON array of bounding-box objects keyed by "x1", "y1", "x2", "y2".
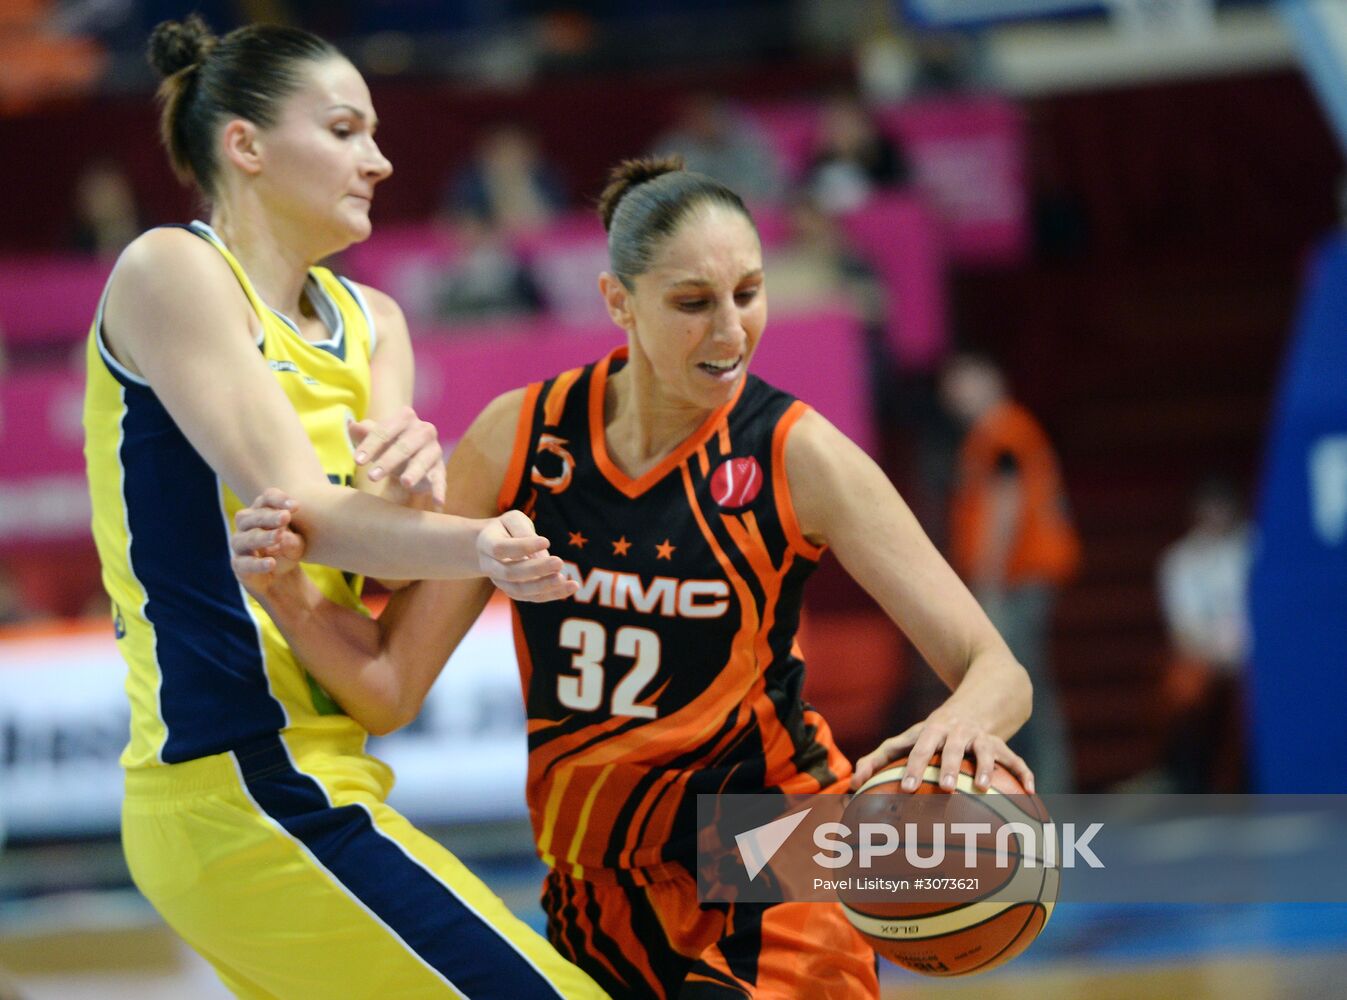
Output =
[{"x1": 837, "y1": 755, "x2": 1058, "y2": 977}]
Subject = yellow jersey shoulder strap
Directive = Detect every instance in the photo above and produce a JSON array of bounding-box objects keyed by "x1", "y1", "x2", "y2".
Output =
[
  {"x1": 184, "y1": 223, "x2": 377, "y2": 362},
  {"x1": 310, "y1": 266, "x2": 377, "y2": 363},
  {"x1": 185, "y1": 221, "x2": 273, "y2": 324}
]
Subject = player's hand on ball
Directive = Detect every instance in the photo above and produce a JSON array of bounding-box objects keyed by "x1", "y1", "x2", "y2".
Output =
[
  {"x1": 348, "y1": 405, "x2": 447, "y2": 507},
  {"x1": 231, "y1": 488, "x2": 307, "y2": 598},
  {"x1": 478, "y1": 510, "x2": 579, "y2": 602},
  {"x1": 851, "y1": 715, "x2": 1036, "y2": 795}
]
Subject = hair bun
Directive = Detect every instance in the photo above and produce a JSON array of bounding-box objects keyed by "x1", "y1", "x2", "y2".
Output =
[
  {"x1": 147, "y1": 14, "x2": 215, "y2": 78},
  {"x1": 597, "y1": 155, "x2": 685, "y2": 231}
]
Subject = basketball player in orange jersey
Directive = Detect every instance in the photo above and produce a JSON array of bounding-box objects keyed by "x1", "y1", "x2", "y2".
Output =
[{"x1": 232, "y1": 158, "x2": 1036, "y2": 999}]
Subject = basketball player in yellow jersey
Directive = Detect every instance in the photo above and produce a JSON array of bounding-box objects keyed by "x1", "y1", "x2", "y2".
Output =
[
  {"x1": 85, "y1": 15, "x2": 601, "y2": 1000},
  {"x1": 231, "y1": 159, "x2": 1038, "y2": 998}
]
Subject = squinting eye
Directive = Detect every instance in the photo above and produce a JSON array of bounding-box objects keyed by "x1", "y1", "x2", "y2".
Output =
[
  {"x1": 735, "y1": 288, "x2": 760, "y2": 303},
  {"x1": 677, "y1": 300, "x2": 709, "y2": 311}
]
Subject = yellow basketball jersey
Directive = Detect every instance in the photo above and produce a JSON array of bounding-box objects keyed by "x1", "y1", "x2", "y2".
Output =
[{"x1": 84, "y1": 221, "x2": 375, "y2": 768}]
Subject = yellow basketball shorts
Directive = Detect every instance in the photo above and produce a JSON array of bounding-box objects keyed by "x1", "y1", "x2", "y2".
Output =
[{"x1": 121, "y1": 733, "x2": 607, "y2": 1000}]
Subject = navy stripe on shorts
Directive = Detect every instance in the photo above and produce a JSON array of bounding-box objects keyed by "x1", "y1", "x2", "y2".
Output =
[{"x1": 236, "y1": 736, "x2": 565, "y2": 1000}]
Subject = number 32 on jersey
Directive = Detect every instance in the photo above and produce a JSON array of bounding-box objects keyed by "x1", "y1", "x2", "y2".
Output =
[{"x1": 556, "y1": 618, "x2": 661, "y2": 719}]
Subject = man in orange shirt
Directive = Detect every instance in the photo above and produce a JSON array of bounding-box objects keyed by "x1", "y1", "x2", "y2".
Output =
[{"x1": 941, "y1": 353, "x2": 1080, "y2": 793}]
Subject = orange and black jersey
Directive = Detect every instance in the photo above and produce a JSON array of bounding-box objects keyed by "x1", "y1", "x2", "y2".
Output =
[{"x1": 499, "y1": 346, "x2": 851, "y2": 885}]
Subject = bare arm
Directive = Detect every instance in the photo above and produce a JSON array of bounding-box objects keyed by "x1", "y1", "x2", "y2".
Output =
[
  {"x1": 785, "y1": 408, "x2": 1034, "y2": 792},
  {"x1": 347, "y1": 286, "x2": 444, "y2": 589},
  {"x1": 102, "y1": 229, "x2": 550, "y2": 585},
  {"x1": 233, "y1": 390, "x2": 532, "y2": 734},
  {"x1": 349, "y1": 285, "x2": 446, "y2": 510}
]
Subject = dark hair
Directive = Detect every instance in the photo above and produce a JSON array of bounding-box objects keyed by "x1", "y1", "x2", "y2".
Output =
[
  {"x1": 596, "y1": 156, "x2": 755, "y2": 288},
  {"x1": 147, "y1": 15, "x2": 340, "y2": 196}
]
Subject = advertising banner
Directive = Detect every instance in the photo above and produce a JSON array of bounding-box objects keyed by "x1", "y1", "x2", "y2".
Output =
[{"x1": 0, "y1": 600, "x2": 529, "y2": 840}]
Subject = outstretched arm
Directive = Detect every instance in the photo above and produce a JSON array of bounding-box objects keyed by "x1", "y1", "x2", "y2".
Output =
[
  {"x1": 101, "y1": 229, "x2": 553, "y2": 589},
  {"x1": 231, "y1": 390, "x2": 539, "y2": 735},
  {"x1": 785, "y1": 408, "x2": 1034, "y2": 793}
]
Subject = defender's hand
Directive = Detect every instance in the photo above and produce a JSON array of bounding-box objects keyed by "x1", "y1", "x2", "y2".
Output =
[
  {"x1": 231, "y1": 488, "x2": 307, "y2": 598},
  {"x1": 349, "y1": 406, "x2": 447, "y2": 507},
  {"x1": 478, "y1": 510, "x2": 578, "y2": 603}
]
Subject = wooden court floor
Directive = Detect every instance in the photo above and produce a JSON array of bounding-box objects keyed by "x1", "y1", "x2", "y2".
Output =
[{"x1": 2, "y1": 917, "x2": 1344, "y2": 999}]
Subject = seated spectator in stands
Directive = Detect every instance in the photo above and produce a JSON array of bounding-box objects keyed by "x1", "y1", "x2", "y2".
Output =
[
  {"x1": 805, "y1": 94, "x2": 911, "y2": 215},
  {"x1": 650, "y1": 93, "x2": 783, "y2": 202},
  {"x1": 769, "y1": 194, "x2": 901, "y2": 437},
  {"x1": 429, "y1": 212, "x2": 543, "y2": 325},
  {"x1": 767, "y1": 195, "x2": 882, "y2": 322},
  {"x1": 70, "y1": 159, "x2": 140, "y2": 260},
  {"x1": 443, "y1": 124, "x2": 566, "y2": 235},
  {"x1": 1157, "y1": 475, "x2": 1251, "y2": 792}
]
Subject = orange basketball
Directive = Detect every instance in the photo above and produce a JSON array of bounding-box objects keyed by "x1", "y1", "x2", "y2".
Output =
[{"x1": 837, "y1": 754, "x2": 1057, "y2": 977}]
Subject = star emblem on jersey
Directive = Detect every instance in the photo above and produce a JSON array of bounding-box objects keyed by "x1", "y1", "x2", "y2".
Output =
[
  {"x1": 656, "y1": 539, "x2": 676, "y2": 560},
  {"x1": 568, "y1": 531, "x2": 588, "y2": 549},
  {"x1": 612, "y1": 536, "x2": 632, "y2": 556},
  {"x1": 711, "y1": 456, "x2": 764, "y2": 510}
]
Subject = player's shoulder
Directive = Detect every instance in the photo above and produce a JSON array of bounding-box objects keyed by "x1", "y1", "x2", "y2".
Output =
[
  {"x1": 105, "y1": 226, "x2": 251, "y2": 329},
  {"x1": 465, "y1": 386, "x2": 534, "y2": 455},
  {"x1": 114, "y1": 226, "x2": 229, "y2": 289},
  {"x1": 781, "y1": 404, "x2": 864, "y2": 502},
  {"x1": 523, "y1": 359, "x2": 599, "y2": 432},
  {"x1": 781, "y1": 404, "x2": 833, "y2": 462},
  {"x1": 479, "y1": 385, "x2": 532, "y2": 424}
]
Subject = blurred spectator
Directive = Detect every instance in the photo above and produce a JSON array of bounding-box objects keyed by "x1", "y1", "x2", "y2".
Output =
[
  {"x1": 856, "y1": 29, "x2": 919, "y2": 104},
  {"x1": 941, "y1": 353, "x2": 1081, "y2": 793},
  {"x1": 766, "y1": 196, "x2": 881, "y2": 318},
  {"x1": 0, "y1": 565, "x2": 34, "y2": 627},
  {"x1": 428, "y1": 213, "x2": 543, "y2": 325},
  {"x1": 650, "y1": 94, "x2": 783, "y2": 202},
  {"x1": 767, "y1": 194, "x2": 909, "y2": 468},
  {"x1": 805, "y1": 94, "x2": 910, "y2": 215},
  {"x1": 70, "y1": 159, "x2": 139, "y2": 260},
  {"x1": 1157, "y1": 475, "x2": 1251, "y2": 792},
  {"x1": 909, "y1": 31, "x2": 980, "y2": 95},
  {"x1": 443, "y1": 124, "x2": 566, "y2": 235}
]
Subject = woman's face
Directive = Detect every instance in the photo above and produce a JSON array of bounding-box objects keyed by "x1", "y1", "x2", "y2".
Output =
[
  {"x1": 618, "y1": 203, "x2": 767, "y2": 412},
  {"x1": 247, "y1": 57, "x2": 392, "y2": 251}
]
